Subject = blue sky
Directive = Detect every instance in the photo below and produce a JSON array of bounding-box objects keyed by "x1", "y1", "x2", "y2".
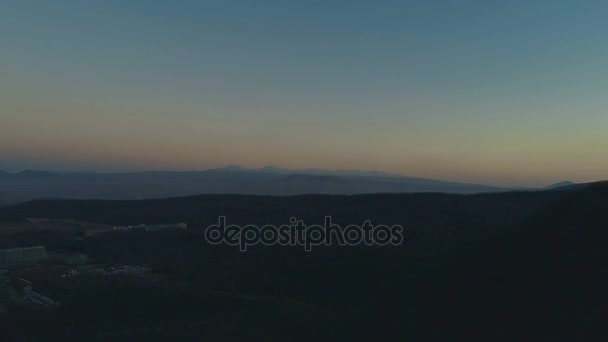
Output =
[{"x1": 1, "y1": 1, "x2": 607, "y2": 186}]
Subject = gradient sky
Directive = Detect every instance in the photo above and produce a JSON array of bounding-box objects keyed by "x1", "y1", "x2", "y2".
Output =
[{"x1": 1, "y1": 1, "x2": 607, "y2": 187}]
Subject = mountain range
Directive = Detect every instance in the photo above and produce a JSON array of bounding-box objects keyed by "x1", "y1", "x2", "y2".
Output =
[
  {"x1": 0, "y1": 166, "x2": 579, "y2": 204},
  {"x1": 0, "y1": 166, "x2": 499, "y2": 200}
]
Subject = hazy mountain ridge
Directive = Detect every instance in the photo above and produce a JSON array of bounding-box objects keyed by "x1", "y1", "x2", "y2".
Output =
[
  {"x1": 0, "y1": 167, "x2": 507, "y2": 200},
  {"x1": 544, "y1": 180, "x2": 590, "y2": 192},
  {"x1": 545, "y1": 180, "x2": 575, "y2": 188}
]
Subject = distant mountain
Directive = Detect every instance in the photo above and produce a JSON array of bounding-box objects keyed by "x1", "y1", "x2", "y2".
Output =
[
  {"x1": 544, "y1": 180, "x2": 591, "y2": 192},
  {"x1": 545, "y1": 180, "x2": 576, "y2": 189},
  {"x1": 211, "y1": 165, "x2": 248, "y2": 172},
  {"x1": 0, "y1": 167, "x2": 507, "y2": 199},
  {"x1": 252, "y1": 165, "x2": 403, "y2": 178},
  {"x1": 256, "y1": 165, "x2": 292, "y2": 173},
  {"x1": 281, "y1": 174, "x2": 345, "y2": 183},
  {"x1": 210, "y1": 165, "x2": 406, "y2": 178},
  {"x1": 14, "y1": 169, "x2": 56, "y2": 179}
]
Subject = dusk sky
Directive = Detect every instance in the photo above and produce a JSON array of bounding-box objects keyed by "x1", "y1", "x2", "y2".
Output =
[{"x1": 1, "y1": 1, "x2": 607, "y2": 187}]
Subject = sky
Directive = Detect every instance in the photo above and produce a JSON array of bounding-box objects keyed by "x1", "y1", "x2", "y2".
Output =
[{"x1": 1, "y1": 0, "x2": 607, "y2": 187}]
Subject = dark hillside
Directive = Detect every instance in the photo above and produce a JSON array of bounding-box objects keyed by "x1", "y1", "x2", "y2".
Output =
[
  {"x1": 1, "y1": 186, "x2": 606, "y2": 340},
  {"x1": 422, "y1": 181, "x2": 608, "y2": 340},
  {"x1": 0, "y1": 191, "x2": 565, "y2": 255}
]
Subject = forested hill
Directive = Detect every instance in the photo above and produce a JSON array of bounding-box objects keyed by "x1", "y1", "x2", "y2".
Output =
[
  {"x1": 2, "y1": 184, "x2": 608, "y2": 339},
  {"x1": 0, "y1": 190, "x2": 567, "y2": 255},
  {"x1": 0, "y1": 191, "x2": 566, "y2": 226}
]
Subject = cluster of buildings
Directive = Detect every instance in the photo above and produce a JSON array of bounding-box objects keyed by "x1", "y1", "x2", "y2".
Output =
[
  {"x1": 0, "y1": 246, "x2": 47, "y2": 265},
  {"x1": 25, "y1": 218, "x2": 75, "y2": 224},
  {"x1": 102, "y1": 264, "x2": 147, "y2": 275},
  {"x1": 0, "y1": 246, "x2": 58, "y2": 308},
  {"x1": 11, "y1": 277, "x2": 60, "y2": 308},
  {"x1": 85, "y1": 222, "x2": 187, "y2": 237}
]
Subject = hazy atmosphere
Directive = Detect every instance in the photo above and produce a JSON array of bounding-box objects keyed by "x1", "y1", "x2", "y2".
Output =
[
  {"x1": 4, "y1": 2, "x2": 608, "y2": 341},
  {"x1": 2, "y1": 1, "x2": 608, "y2": 186}
]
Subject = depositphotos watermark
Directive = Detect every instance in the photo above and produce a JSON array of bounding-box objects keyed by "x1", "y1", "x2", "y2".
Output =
[{"x1": 204, "y1": 216, "x2": 404, "y2": 251}]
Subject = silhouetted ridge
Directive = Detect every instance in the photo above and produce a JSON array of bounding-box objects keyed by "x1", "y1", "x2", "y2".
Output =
[
  {"x1": 0, "y1": 168, "x2": 508, "y2": 198},
  {"x1": 545, "y1": 180, "x2": 576, "y2": 189},
  {"x1": 281, "y1": 174, "x2": 345, "y2": 183},
  {"x1": 427, "y1": 181, "x2": 608, "y2": 340},
  {"x1": 14, "y1": 170, "x2": 56, "y2": 178}
]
